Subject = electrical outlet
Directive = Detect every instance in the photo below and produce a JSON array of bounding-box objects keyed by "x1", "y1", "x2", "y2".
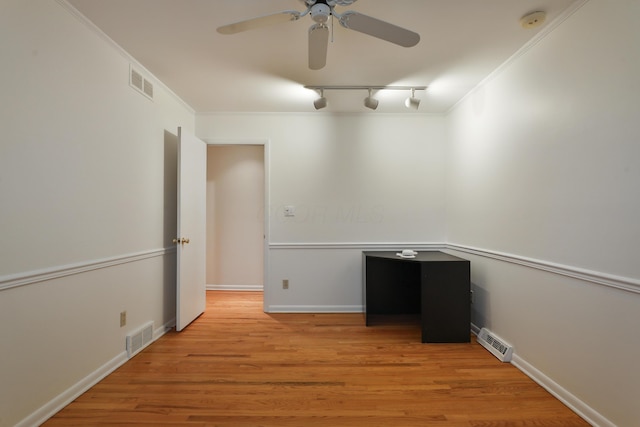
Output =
[
  {"x1": 282, "y1": 279, "x2": 289, "y2": 290},
  {"x1": 120, "y1": 311, "x2": 127, "y2": 327}
]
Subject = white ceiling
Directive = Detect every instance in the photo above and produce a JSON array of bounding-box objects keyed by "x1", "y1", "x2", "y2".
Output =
[{"x1": 66, "y1": 0, "x2": 581, "y2": 114}]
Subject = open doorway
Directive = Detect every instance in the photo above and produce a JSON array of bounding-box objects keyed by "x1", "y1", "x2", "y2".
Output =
[{"x1": 206, "y1": 144, "x2": 266, "y2": 293}]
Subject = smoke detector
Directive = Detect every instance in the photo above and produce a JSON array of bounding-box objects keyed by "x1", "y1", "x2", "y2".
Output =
[{"x1": 520, "y1": 11, "x2": 546, "y2": 29}]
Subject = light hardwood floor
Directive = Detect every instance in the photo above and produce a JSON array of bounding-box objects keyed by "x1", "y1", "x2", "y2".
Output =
[{"x1": 45, "y1": 291, "x2": 589, "y2": 426}]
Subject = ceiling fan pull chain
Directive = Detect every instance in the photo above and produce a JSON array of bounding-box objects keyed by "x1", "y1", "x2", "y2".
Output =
[{"x1": 331, "y1": 13, "x2": 334, "y2": 43}]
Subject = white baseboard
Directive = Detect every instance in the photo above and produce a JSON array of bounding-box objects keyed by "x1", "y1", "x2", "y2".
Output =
[
  {"x1": 156, "y1": 318, "x2": 175, "y2": 338},
  {"x1": 207, "y1": 284, "x2": 264, "y2": 291},
  {"x1": 15, "y1": 351, "x2": 127, "y2": 427},
  {"x1": 266, "y1": 305, "x2": 363, "y2": 313},
  {"x1": 17, "y1": 321, "x2": 173, "y2": 427},
  {"x1": 511, "y1": 355, "x2": 614, "y2": 427},
  {"x1": 470, "y1": 322, "x2": 481, "y2": 336},
  {"x1": 472, "y1": 322, "x2": 610, "y2": 426}
]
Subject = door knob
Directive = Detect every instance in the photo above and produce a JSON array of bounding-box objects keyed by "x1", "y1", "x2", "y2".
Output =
[{"x1": 172, "y1": 238, "x2": 190, "y2": 244}]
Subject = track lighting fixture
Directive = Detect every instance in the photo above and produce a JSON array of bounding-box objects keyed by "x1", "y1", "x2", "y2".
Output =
[
  {"x1": 305, "y1": 85, "x2": 426, "y2": 110},
  {"x1": 313, "y1": 89, "x2": 327, "y2": 110},
  {"x1": 405, "y1": 88, "x2": 420, "y2": 110},
  {"x1": 364, "y1": 88, "x2": 379, "y2": 110}
]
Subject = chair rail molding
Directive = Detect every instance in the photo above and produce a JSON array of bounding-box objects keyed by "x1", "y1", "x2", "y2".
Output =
[
  {"x1": 269, "y1": 242, "x2": 446, "y2": 251},
  {"x1": 446, "y1": 243, "x2": 640, "y2": 295},
  {"x1": 0, "y1": 247, "x2": 175, "y2": 292}
]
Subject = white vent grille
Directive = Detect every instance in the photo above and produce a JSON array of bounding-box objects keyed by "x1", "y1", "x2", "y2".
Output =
[
  {"x1": 143, "y1": 79, "x2": 154, "y2": 98},
  {"x1": 126, "y1": 321, "x2": 154, "y2": 358},
  {"x1": 129, "y1": 65, "x2": 154, "y2": 101},
  {"x1": 477, "y1": 327, "x2": 513, "y2": 362},
  {"x1": 130, "y1": 68, "x2": 143, "y2": 91}
]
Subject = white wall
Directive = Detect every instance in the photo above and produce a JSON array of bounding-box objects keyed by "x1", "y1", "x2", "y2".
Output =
[
  {"x1": 3, "y1": 0, "x2": 636, "y2": 426},
  {"x1": 206, "y1": 145, "x2": 264, "y2": 289},
  {"x1": 446, "y1": 1, "x2": 640, "y2": 425},
  {"x1": 0, "y1": 1, "x2": 194, "y2": 426},
  {"x1": 197, "y1": 113, "x2": 447, "y2": 310}
]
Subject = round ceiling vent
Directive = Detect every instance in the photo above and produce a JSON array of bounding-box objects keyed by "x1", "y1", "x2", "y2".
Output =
[{"x1": 520, "y1": 11, "x2": 546, "y2": 29}]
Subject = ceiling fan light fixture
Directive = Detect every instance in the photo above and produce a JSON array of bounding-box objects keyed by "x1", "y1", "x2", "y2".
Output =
[
  {"x1": 364, "y1": 88, "x2": 379, "y2": 110},
  {"x1": 310, "y1": 3, "x2": 331, "y2": 24},
  {"x1": 218, "y1": 1, "x2": 420, "y2": 70},
  {"x1": 314, "y1": 89, "x2": 328, "y2": 110},
  {"x1": 405, "y1": 88, "x2": 420, "y2": 110}
]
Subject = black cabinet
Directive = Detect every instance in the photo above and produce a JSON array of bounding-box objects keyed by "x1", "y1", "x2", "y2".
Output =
[{"x1": 363, "y1": 251, "x2": 470, "y2": 343}]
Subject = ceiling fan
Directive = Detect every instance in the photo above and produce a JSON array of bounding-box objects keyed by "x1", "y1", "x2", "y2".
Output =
[{"x1": 216, "y1": 0, "x2": 420, "y2": 70}]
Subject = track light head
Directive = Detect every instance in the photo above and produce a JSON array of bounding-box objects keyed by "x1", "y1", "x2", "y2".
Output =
[
  {"x1": 304, "y1": 85, "x2": 426, "y2": 111},
  {"x1": 405, "y1": 88, "x2": 420, "y2": 110},
  {"x1": 314, "y1": 97, "x2": 327, "y2": 110},
  {"x1": 314, "y1": 89, "x2": 327, "y2": 110},
  {"x1": 364, "y1": 88, "x2": 378, "y2": 110}
]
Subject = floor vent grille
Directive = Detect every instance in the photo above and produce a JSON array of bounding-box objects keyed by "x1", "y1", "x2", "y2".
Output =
[
  {"x1": 477, "y1": 327, "x2": 513, "y2": 362},
  {"x1": 126, "y1": 321, "x2": 154, "y2": 358},
  {"x1": 129, "y1": 65, "x2": 154, "y2": 101}
]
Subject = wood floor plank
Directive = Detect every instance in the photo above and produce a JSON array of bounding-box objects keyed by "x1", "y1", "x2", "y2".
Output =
[{"x1": 44, "y1": 291, "x2": 590, "y2": 426}]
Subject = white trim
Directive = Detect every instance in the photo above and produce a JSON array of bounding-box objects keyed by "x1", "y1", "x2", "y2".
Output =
[
  {"x1": 15, "y1": 352, "x2": 127, "y2": 427},
  {"x1": 56, "y1": 0, "x2": 194, "y2": 115},
  {"x1": 269, "y1": 241, "x2": 639, "y2": 294},
  {"x1": 470, "y1": 323, "x2": 610, "y2": 426},
  {"x1": 263, "y1": 141, "x2": 271, "y2": 313},
  {"x1": 202, "y1": 137, "x2": 271, "y2": 312},
  {"x1": 158, "y1": 319, "x2": 176, "y2": 336},
  {"x1": 202, "y1": 137, "x2": 270, "y2": 146},
  {"x1": 267, "y1": 305, "x2": 363, "y2": 313},
  {"x1": 16, "y1": 321, "x2": 173, "y2": 427},
  {"x1": 207, "y1": 284, "x2": 264, "y2": 292},
  {"x1": 511, "y1": 355, "x2": 615, "y2": 427},
  {"x1": 446, "y1": 0, "x2": 590, "y2": 115},
  {"x1": 269, "y1": 242, "x2": 446, "y2": 251},
  {"x1": 6, "y1": 241, "x2": 621, "y2": 298},
  {"x1": 470, "y1": 322, "x2": 481, "y2": 336},
  {"x1": 446, "y1": 243, "x2": 640, "y2": 295},
  {"x1": 0, "y1": 247, "x2": 175, "y2": 292}
]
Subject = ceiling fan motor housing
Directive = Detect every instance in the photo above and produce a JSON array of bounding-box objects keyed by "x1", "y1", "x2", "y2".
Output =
[
  {"x1": 311, "y1": 3, "x2": 331, "y2": 23},
  {"x1": 304, "y1": 0, "x2": 357, "y2": 5}
]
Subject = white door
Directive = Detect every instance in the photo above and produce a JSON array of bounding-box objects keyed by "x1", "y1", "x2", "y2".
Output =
[{"x1": 175, "y1": 127, "x2": 207, "y2": 331}]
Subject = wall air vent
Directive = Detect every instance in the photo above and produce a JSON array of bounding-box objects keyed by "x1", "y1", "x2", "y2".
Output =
[
  {"x1": 143, "y1": 79, "x2": 154, "y2": 98},
  {"x1": 129, "y1": 65, "x2": 154, "y2": 101},
  {"x1": 477, "y1": 327, "x2": 513, "y2": 362},
  {"x1": 126, "y1": 321, "x2": 154, "y2": 358}
]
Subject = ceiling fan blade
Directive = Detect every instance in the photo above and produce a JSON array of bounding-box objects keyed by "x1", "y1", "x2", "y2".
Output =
[
  {"x1": 338, "y1": 11, "x2": 420, "y2": 47},
  {"x1": 308, "y1": 24, "x2": 329, "y2": 70},
  {"x1": 217, "y1": 11, "x2": 302, "y2": 35}
]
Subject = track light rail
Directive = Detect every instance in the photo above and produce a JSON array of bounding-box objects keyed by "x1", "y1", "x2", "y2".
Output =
[
  {"x1": 305, "y1": 85, "x2": 427, "y2": 110},
  {"x1": 304, "y1": 85, "x2": 427, "y2": 91}
]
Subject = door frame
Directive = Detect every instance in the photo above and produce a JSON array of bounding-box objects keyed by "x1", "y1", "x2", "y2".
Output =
[{"x1": 203, "y1": 137, "x2": 270, "y2": 313}]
